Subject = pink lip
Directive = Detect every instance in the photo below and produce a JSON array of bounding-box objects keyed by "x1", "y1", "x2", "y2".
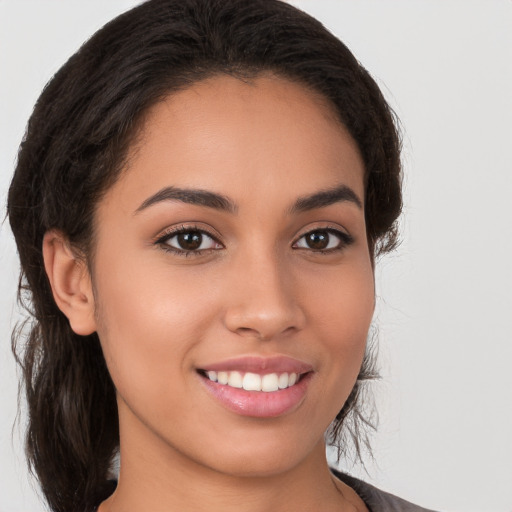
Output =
[
  {"x1": 200, "y1": 373, "x2": 312, "y2": 418},
  {"x1": 198, "y1": 355, "x2": 313, "y2": 374},
  {"x1": 197, "y1": 356, "x2": 313, "y2": 418}
]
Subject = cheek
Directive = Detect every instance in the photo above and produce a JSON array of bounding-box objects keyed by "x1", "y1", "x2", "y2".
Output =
[
  {"x1": 91, "y1": 254, "x2": 219, "y2": 404},
  {"x1": 300, "y1": 256, "x2": 374, "y2": 339},
  {"x1": 299, "y1": 256, "x2": 375, "y2": 386}
]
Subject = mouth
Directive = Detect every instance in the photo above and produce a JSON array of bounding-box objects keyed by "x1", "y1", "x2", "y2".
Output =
[
  {"x1": 196, "y1": 356, "x2": 313, "y2": 418},
  {"x1": 198, "y1": 369, "x2": 304, "y2": 392}
]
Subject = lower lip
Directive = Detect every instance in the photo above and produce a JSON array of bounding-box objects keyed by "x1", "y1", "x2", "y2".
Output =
[{"x1": 200, "y1": 373, "x2": 312, "y2": 418}]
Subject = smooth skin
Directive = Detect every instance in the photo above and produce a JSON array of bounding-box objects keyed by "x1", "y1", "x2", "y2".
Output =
[{"x1": 43, "y1": 75, "x2": 373, "y2": 512}]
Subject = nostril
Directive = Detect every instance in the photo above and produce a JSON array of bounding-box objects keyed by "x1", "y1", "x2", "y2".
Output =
[
  {"x1": 236, "y1": 326, "x2": 264, "y2": 338},
  {"x1": 233, "y1": 323, "x2": 301, "y2": 341}
]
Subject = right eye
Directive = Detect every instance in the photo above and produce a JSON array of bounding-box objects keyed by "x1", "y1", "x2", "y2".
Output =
[{"x1": 156, "y1": 227, "x2": 223, "y2": 255}]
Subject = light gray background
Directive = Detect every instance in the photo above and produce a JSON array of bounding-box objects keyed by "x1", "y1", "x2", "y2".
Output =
[{"x1": 1, "y1": 1, "x2": 511, "y2": 511}]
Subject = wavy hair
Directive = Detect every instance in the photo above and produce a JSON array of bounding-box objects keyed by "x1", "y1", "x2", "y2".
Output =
[{"x1": 7, "y1": 1, "x2": 402, "y2": 510}]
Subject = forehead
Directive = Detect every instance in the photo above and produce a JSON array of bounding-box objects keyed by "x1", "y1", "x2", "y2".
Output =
[{"x1": 103, "y1": 74, "x2": 365, "y2": 213}]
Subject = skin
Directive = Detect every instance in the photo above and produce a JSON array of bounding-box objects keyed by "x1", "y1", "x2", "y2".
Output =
[{"x1": 44, "y1": 75, "x2": 373, "y2": 511}]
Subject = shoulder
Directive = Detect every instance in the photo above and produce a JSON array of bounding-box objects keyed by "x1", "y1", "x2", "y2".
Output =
[{"x1": 331, "y1": 469, "x2": 439, "y2": 512}]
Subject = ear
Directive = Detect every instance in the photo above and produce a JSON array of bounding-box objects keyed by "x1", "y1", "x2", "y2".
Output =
[{"x1": 42, "y1": 230, "x2": 97, "y2": 335}]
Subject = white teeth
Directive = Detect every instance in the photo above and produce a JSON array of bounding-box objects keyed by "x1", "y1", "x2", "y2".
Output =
[
  {"x1": 204, "y1": 370, "x2": 301, "y2": 392},
  {"x1": 242, "y1": 372, "x2": 261, "y2": 391},
  {"x1": 228, "y1": 371, "x2": 243, "y2": 388},
  {"x1": 261, "y1": 373, "x2": 279, "y2": 392},
  {"x1": 278, "y1": 373, "x2": 289, "y2": 389}
]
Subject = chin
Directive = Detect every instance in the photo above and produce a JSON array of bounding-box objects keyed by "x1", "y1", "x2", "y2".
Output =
[{"x1": 191, "y1": 426, "x2": 324, "y2": 479}]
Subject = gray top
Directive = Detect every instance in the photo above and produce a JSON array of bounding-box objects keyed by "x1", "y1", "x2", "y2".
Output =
[{"x1": 334, "y1": 470, "x2": 439, "y2": 512}]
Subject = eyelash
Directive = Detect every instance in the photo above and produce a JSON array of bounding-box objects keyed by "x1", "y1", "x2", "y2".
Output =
[
  {"x1": 154, "y1": 224, "x2": 222, "y2": 257},
  {"x1": 292, "y1": 227, "x2": 354, "y2": 254},
  {"x1": 154, "y1": 225, "x2": 354, "y2": 256}
]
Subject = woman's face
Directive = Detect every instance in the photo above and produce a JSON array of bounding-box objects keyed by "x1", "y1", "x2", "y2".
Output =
[{"x1": 90, "y1": 75, "x2": 374, "y2": 477}]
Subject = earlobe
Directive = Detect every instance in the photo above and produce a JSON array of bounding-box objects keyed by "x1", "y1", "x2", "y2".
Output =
[{"x1": 42, "y1": 230, "x2": 97, "y2": 335}]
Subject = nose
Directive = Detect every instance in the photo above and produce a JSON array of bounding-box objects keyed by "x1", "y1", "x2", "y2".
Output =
[{"x1": 223, "y1": 251, "x2": 306, "y2": 341}]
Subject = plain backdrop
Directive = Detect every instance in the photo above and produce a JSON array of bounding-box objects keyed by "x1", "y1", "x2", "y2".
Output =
[{"x1": 1, "y1": 1, "x2": 511, "y2": 511}]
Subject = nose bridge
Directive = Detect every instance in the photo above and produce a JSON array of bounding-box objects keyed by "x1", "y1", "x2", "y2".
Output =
[{"x1": 223, "y1": 244, "x2": 304, "y2": 339}]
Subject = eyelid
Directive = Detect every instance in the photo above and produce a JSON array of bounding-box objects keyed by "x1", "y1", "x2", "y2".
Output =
[
  {"x1": 292, "y1": 224, "x2": 354, "y2": 251},
  {"x1": 153, "y1": 222, "x2": 221, "y2": 242},
  {"x1": 153, "y1": 224, "x2": 224, "y2": 255}
]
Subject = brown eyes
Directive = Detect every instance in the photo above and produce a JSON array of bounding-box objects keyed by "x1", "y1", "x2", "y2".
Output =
[
  {"x1": 161, "y1": 229, "x2": 222, "y2": 252},
  {"x1": 156, "y1": 226, "x2": 353, "y2": 256},
  {"x1": 293, "y1": 229, "x2": 352, "y2": 251},
  {"x1": 173, "y1": 231, "x2": 218, "y2": 251}
]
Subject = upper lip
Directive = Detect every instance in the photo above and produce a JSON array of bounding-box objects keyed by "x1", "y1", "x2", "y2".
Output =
[{"x1": 198, "y1": 355, "x2": 313, "y2": 374}]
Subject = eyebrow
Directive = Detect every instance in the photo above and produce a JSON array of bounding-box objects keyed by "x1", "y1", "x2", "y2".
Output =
[
  {"x1": 135, "y1": 183, "x2": 362, "y2": 216},
  {"x1": 290, "y1": 184, "x2": 362, "y2": 213},
  {"x1": 135, "y1": 186, "x2": 237, "y2": 214}
]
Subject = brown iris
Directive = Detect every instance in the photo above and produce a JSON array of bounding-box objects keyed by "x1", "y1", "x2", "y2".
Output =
[
  {"x1": 305, "y1": 231, "x2": 330, "y2": 250},
  {"x1": 177, "y1": 231, "x2": 203, "y2": 250}
]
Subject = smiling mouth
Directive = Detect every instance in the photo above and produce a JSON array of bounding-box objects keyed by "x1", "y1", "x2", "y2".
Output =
[
  {"x1": 198, "y1": 370, "x2": 304, "y2": 392},
  {"x1": 197, "y1": 364, "x2": 313, "y2": 417}
]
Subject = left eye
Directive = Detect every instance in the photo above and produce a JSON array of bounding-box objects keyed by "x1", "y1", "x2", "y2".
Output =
[
  {"x1": 294, "y1": 229, "x2": 350, "y2": 251},
  {"x1": 162, "y1": 230, "x2": 221, "y2": 252}
]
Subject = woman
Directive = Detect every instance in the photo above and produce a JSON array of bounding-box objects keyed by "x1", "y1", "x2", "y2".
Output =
[{"x1": 7, "y1": 0, "x2": 435, "y2": 511}]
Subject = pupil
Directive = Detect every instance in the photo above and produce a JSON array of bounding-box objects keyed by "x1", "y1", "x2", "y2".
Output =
[
  {"x1": 307, "y1": 231, "x2": 329, "y2": 249},
  {"x1": 177, "y1": 232, "x2": 202, "y2": 250}
]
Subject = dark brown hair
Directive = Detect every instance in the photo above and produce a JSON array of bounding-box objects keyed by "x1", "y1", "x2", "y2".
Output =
[{"x1": 7, "y1": 1, "x2": 402, "y2": 511}]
